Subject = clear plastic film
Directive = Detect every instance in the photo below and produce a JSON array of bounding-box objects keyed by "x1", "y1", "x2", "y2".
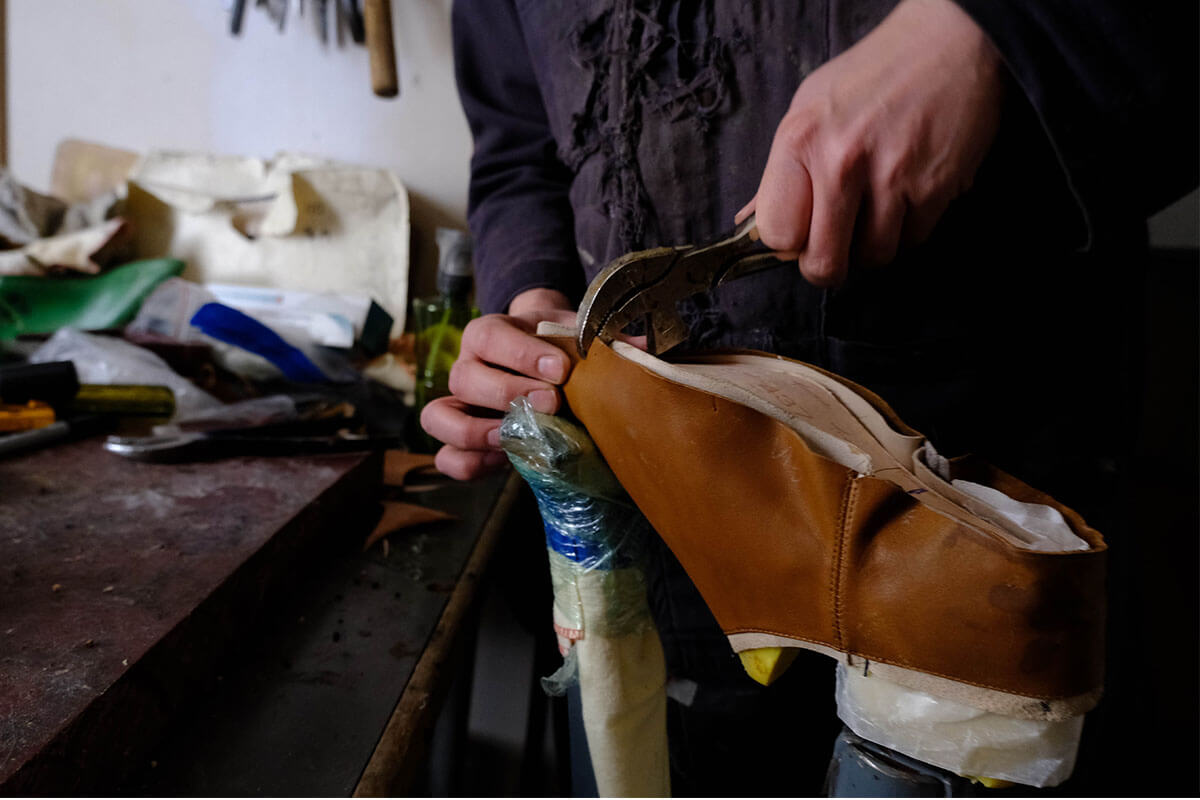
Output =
[
  {"x1": 836, "y1": 663, "x2": 1083, "y2": 788},
  {"x1": 500, "y1": 397, "x2": 654, "y2": 659}
]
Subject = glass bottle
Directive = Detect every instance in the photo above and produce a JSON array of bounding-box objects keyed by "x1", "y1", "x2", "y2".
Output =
[{"x1": 412, "y1": 228, "x2": 479, "y2": 449}]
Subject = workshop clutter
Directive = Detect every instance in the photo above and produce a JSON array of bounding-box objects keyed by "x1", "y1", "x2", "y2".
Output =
[
  {"x1": 499, "y1": 398, "x2": 670, "y2": 798},
  {"x1": 0, "y1": 168, "x2": 133, "y2": 276},
  {"x1": 0, "y1": 148, "x2": 465, "y2": 460},
  {"x1": 0, "y1": 258, "x2": 185, "y2": 339},
  {"x1": 125, "y1": 150, "x2": 410, "y2": 335}
]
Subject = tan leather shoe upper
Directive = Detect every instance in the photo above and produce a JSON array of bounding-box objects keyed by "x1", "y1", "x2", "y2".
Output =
[{"x1": 552, "y1": 333, "x2": 1105, "y2": 720}]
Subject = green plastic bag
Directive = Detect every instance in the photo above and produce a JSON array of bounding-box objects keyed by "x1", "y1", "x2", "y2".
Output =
[{"x1": 0, "y1": 258, "x2": 184, "y2": 339}]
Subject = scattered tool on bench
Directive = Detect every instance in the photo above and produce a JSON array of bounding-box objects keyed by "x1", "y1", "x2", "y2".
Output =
[
  {"x1": 104, "y1": 428, "x2": 403, "y2": 462},
  {"x1": 0, "y1": 361, "x2": 175, "y2": 457},
  {"x1": 0, "y1": 361, "x2": 175, "y2": 418}
]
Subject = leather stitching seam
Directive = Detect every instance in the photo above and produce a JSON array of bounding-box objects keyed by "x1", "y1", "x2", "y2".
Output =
[{"x1": 830, "y1": 472, "x2": 855, "y2": 651}]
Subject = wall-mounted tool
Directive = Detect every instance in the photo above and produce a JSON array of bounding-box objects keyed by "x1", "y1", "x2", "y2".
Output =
[
  {"x1": 363, "y1": 0, "x2": 399, "y2": 98},
  {"x1": 230, "y1": 0, "x2": 248, "y2": 35},
  {"x1": 340, "y1": 0, "x2": 366, "y2": 44},
  {"x1": 313, "y1": 0, "x2": 329, "y2": 44}
]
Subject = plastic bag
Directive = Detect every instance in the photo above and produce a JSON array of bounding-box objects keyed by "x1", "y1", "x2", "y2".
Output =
[
  {"x1": 30, "y1": 328, "x2": 222, "y2": 420},
  {"x1": 128, "y1": 278, "x2": 358, "y2": 383},
  {"x1": 0, "y1": 258, "x2": 183, "y2": 339},
  {"x1": 125, "y1": 276, "x2": 215, "y2": 344},
  {"x1": 836, "y1": 663, "x2": 1083, "y2": 787},
  {"x1": 500, "y1": 397, "x2": 669, "y2": 797}
]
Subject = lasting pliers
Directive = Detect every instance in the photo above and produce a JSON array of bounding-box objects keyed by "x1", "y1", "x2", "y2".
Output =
[{"x1": 575, "y1": 214, "x2": 789, "y2": 357}]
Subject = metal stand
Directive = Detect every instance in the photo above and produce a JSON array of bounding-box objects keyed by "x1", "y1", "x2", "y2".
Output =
[{"x1": 825, "y1": 727, "x2": 977, "y2": 797}]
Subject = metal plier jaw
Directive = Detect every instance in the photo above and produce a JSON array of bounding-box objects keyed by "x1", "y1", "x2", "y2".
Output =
[{"x1": 575, "y1": 214, "x2": 786, "y2": 357}]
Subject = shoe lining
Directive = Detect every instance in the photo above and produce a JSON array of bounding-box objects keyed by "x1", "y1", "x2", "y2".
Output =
[{"x1": 610, "y1": 342, "x2": 1050, "y2": 550}]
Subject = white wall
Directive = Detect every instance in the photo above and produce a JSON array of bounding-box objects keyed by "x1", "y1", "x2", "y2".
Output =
[
  {"x1": 5, "y1": 0, "x2": 472, "y2": 293},
  {"x1": 4, "y1": 1, "x2": 1195, "y2": 274}
]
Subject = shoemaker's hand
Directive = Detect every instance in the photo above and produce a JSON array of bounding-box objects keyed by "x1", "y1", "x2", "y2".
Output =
[
  {"x1": 742, "y1": 0, "x2": 1005, "y2": 286},
  {"x1": 420, "y1": 288, "x2": 576, "y2": 480}
]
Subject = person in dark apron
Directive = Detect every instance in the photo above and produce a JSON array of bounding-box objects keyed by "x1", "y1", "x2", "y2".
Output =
[{"x1": 423, "y1": 1, "x2": 1198, "y2": 794}]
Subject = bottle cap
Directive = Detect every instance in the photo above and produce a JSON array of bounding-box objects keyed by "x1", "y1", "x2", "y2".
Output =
[{"x1": 436, "y1": 228, "x2": 474, "y2": 298}]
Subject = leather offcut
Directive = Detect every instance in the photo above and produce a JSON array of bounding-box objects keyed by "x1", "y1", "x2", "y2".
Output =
[{"x1": 550, "y1": 334, "x2": 1106, "y2": 720}]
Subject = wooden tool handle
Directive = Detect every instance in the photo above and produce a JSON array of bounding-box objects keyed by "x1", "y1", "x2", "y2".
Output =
[{"x1": 363, "y1": 0, "x2": 399, "y2": 98}]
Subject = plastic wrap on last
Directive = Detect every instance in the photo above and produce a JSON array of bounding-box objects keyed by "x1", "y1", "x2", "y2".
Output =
[
  {"x1": 499, "y1": 397, "x2": 669, "y2": 798},
  {"x1": 499, "y1": 397, "x2": 649, "y2": 575},
  {"x1": 500, "y1": 397, "x2": 654, "y2": 660}
]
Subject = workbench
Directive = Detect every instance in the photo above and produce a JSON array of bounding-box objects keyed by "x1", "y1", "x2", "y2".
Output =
[{"x1": 0, "y1": 436, "x2": 520, "y2": 795}]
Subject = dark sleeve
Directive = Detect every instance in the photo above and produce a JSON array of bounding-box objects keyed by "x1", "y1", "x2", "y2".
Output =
[
  {"x1": 452, "y1": 0, "x2": 584, "y2": 314},
  {"x1": 953, "y1": 0, "x2": 1199, "y2": 249}
]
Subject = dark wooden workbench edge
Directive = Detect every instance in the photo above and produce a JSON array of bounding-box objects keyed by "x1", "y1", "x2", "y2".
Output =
[
  {"x1": 352, "y1": 470, "x2": 524, "y2": 797},
  {"x1": 1, "y1": 451, "x2": 383, "y2": 796}
]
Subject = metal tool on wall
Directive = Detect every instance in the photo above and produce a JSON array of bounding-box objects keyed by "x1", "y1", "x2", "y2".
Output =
[
  {"x1": 363, "y1": 0, "x2": 399, "y2": 97},
  {"x1": 230, "y1": 0, "x2": 248, "y2": 35},
  {"x1": 340, "y1": 0, "x2": 366, "y2": 44},
  {"x1": 313, "y1": 0, "x2": 329, "y2": 44},
  {"x1": 229, "y1": 0, "x2": 397, "y2": 99}
]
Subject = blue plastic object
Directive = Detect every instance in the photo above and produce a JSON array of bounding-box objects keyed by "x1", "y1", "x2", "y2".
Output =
[{"x1": 190, "y1": 302, "x2": 329, "y2": 383}]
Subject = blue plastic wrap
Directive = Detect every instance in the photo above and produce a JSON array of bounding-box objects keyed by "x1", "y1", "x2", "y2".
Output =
[{"x1": 499, "y1": 397, "x2": 654, "y2": 693}]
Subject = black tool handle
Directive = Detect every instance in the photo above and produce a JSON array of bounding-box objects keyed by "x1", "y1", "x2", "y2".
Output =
[
  {"x1": 0, "y1": 361, "x2": 80, "y2": 407},
  {"x1": 231, "y1": 0, "x2": 248, "y2": 35}
]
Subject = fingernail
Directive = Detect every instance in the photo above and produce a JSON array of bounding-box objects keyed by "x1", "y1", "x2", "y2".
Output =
[
  {"x1": 483, "y1": 450, "x2": 508, "y2": 467},
  {"x1": 734, "y1": 198, "x2": 756, "y2": 224},
  {"x1": 537, "y1": 355, "x2": 566, "y2": 383},
  {"x1": 486, "y1": 427, "x2": 502, "y2": 447},
  {"x1": 528, "y1": 389, "x2": 557, "y2": 414}
]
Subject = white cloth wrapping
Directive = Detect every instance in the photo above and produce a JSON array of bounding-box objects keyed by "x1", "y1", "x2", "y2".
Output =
[
  {"x1": 548, "y1": 549, "x2": 670, "y2": 797},
  {"x1": 502, "y1": 398, "x2": 670, "y2": 798},
  {"x1": 576, "y1": 564, "x2": 670, "y2": 797}
]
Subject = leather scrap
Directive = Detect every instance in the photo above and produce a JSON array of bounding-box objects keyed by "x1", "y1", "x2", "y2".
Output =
[
  {"x1": 383, "y1": 450, "x2": 439, "y2": 487},
  {"x1": 1, "y1": 218, "x2": 134, "y2": 276},
  {"x1": 362, "y1": 500, "x2": 457, "y2": 551}
]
